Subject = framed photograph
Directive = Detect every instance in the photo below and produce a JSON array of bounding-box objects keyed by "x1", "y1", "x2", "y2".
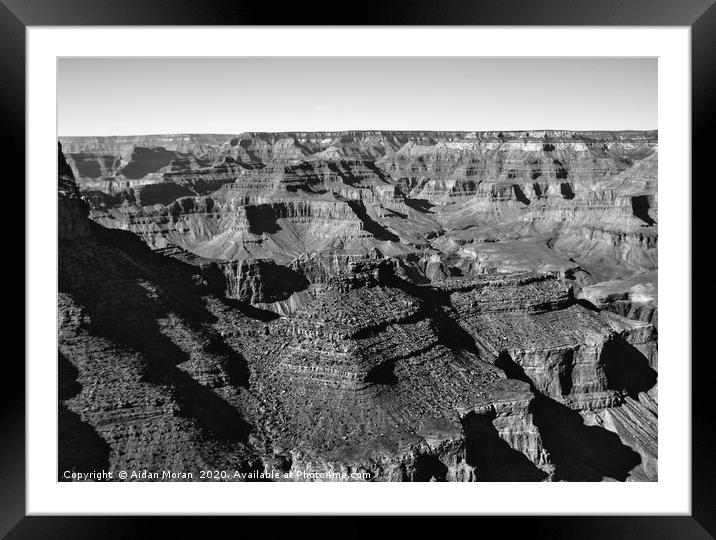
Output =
[{"x1": 8, "y1": 0, "x2": 711, "y2": 536}]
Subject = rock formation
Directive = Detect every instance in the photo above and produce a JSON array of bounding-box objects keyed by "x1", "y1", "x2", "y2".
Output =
[{"x1": 58, "y1": 130, "x2": 658, "y2": 481}]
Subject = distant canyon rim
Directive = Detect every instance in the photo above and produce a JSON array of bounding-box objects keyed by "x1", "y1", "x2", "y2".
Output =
[{"x1": 58, "y1": 130, "x2": 657, "y2": 481}]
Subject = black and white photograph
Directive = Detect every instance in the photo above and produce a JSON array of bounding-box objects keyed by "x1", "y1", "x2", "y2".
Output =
[{"x1": 56, "y1": 56, "x2": 660, "y2": 483}]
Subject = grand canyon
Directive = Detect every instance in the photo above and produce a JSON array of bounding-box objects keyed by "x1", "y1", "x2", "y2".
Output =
[{"x1": 58, "y1": 130, "x2": 657, "y2": 481}]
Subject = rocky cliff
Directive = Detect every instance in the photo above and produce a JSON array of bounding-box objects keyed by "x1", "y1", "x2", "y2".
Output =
[
  {"x1": 58, "y1": 131, "x2": 658, "y2": 481},
  {"x1": 58, "y1": 143, "x2": 91, "y2": 240}
]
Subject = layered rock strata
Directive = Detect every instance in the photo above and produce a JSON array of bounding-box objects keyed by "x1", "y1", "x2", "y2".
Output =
[{"x1": 57, "y1": 130, "x2": 658, "y2": 481}]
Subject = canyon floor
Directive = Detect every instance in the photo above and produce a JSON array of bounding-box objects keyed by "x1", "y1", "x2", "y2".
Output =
[{"x1": 58, "y1": 131, "x2": 658, "y2": 481}]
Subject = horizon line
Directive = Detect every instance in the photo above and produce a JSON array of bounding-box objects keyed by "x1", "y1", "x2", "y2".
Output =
[{"x1": 57, "y1": 128, "x2": 659, "y2": 138}]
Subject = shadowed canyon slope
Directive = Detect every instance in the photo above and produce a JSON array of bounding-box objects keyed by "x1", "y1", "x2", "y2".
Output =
[{"x1": 58, "y1": 130, "x2": 658, "y2": 481}]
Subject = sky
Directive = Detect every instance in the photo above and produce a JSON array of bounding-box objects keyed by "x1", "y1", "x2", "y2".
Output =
[{"x1": 57, "y1": 57, "x2": 657, "y2": 136}]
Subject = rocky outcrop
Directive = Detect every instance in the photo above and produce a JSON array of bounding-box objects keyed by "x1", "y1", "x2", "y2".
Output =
[
  {"x1": 446, "y1": 273, "x2": 657, "y2": 412},
  {"x1": 578, "y1": 276, "x2": 658, "y2": 327},
  {"x1": 58, "y1": 143, "x2": 90, "y2": 240},
  {"x1": 219, "y1": 258, "x2": 308, "y2": 304}
]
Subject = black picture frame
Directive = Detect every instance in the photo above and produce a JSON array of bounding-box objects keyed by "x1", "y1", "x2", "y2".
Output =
[{"x1": 6, "y1": 0, "x2": 711, "y2": 537}]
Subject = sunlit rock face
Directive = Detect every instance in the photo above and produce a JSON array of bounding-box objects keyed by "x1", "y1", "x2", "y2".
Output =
[{"x1": 58, "y1": 131, "x2": 658, "y2": 481}]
